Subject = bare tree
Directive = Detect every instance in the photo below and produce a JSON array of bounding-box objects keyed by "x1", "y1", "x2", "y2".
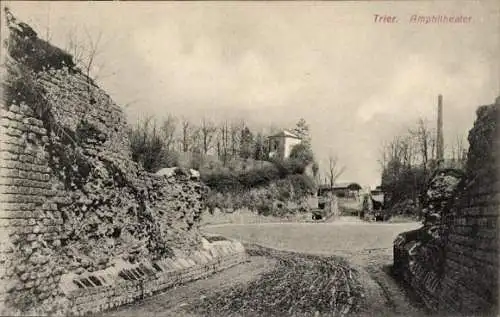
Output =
[
  {"x1": 399, "y1": 134, "x2": 416, "y2": 168},
  {"x1": 60, "y1": 25, "x2": 118, "y2": 109},
  {"x1": 218, "y1": 121, "x2": 230, "y2": 165},
  {"x1": 128, "y1": 116, "x2": 164, "y2": 172},
  {"x1": 387, "y1": 136, "x2": 404, "y2": 164},
  {"x1": 409, "y1": 118, "x2": 436, "y2": 174},
  {"x1": 199, "y1": 118, "x2": 217, "y2": 154},
  {"x1": 377, "y1": 135, "x2": 408, "y2": 181},
  {"x1": 62, "y1": 26, "x2": 110, "y2": 81},
  {"x1": 230, "y1": 120, "x2": 245, "y2": 158},
  {"x1": 82, "y1": 28, "x2": 103, "y2": 80},
  {"x1": 450, "y1": 133, "x2": 467, "y2": 168},
  {"x1": 181, "y1": 118, "x2": 191, "y2": 153},
  {"x1": 189, "y1": 127, "x2": 202, "y2": 153},
  {"x1": 327, "y1": 155, "x2": 346, "y2": 190},
  {"x1": 377, "y1": 140, "x2": 390, "y2": 173},
  {"x1": 160, "y1": 115, "x2": 177, "y2": 151},
  {"x1": 35, "y1": 6, "x2": 119, "y2": 82},
  {"x1": 378, "y1": 118, "x2": 442, "y2": 206},
  {"x1": 253, "y1": 131, "x2": 267, "y2": 162}
]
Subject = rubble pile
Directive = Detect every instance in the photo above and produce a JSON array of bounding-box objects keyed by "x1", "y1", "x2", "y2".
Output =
[
  {"x1": 393, "y1": 168, "x2": 464, "y2": 307},
  {"x1": 422, "y1": 169, "x2": 465, "y2": 227}
]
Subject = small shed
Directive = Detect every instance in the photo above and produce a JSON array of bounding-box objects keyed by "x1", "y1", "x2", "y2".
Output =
[
  {"x1": 317, "y1": 182, "x2": 362, "y2": 199},
  {"x1": 332, "y1": 182, "x2": 362, "y2": 198}
]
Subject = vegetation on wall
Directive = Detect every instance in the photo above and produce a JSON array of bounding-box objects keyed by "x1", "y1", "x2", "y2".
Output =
[{"x1": 201, "y1": 158, "x2": 310, "y2": 191}]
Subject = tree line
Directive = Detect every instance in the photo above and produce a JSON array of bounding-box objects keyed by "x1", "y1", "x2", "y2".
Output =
[
  {"x1": 379, "y1": 117, "x2": 467, "y2": 209},
  {"x1": 128, "y1": 115, "x2": 317, "y2": 173}
]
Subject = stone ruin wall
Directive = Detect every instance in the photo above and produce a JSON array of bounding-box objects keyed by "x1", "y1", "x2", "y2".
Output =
[
  {"x1": 0, "y1": 10, "x2": 247, "y2": 316},
  {"x1": 399, "y1": 98, "x2": 499, "y2": 316},
  {"x1": 438, "y1": 100, "x2": 499, "y2": 315}
]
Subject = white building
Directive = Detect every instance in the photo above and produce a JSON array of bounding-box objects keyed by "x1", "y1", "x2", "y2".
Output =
[{"x1": 268, "y1": 130, "x2": 302, "y2": 160}]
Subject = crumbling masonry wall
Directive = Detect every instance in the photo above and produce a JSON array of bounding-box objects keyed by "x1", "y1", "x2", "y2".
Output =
[
  {"x1": 437, "y1": 101, "x2": 499, "y2": 315},
  {"x1": 0, "y1": 10, "x2": 246, "y2": 316},
  {"x1": 394, "y1": 98, "x2": 499, "y2": 316}
]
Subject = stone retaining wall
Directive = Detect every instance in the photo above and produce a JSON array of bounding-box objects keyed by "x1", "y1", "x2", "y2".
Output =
[{"x1": 62, "y1": 239, "x2": 247, "y2": 316}]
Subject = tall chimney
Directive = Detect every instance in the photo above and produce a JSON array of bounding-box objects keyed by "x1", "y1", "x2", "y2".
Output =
[{"x1": 436, "y1": 94, "x2": 444, "y2": 163}]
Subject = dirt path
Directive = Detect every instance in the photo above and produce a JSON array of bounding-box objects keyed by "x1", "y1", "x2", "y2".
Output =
[
  {"x1": 98, "y1": 247, "x2": 426, "y2": 317},
  {"x1": 100, "y1": 246, "x2": 363, "y2": 317},
  {"x1": 201, "y1": 221, "x2": 427, "y2": 317},
  {"x1": 334, "y1": 248, "x2": 427, "y2": 317},
  {"x1": 99, "y1": 221, "x2": 426, "y2": 317}
]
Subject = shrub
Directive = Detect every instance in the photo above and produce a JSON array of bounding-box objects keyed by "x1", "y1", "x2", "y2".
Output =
[
  {"x1": 288, "y1": 174, "x2": 316, "y2": 197},
  {"x1": 201, "y1": 155, "x2": 316, "y2": 216},
  {"x1": 202, "y1": 158, "x2": 307, "y2": 192},
  {"x1": 276, "y1": 180, "x2": 292, "y2": 201},
  {"x1": 128, "y1": 118, "x2": 180, "y2": 172},
  {"x1": 289, "y1": 142, "x2": 314, "y2": 164}
]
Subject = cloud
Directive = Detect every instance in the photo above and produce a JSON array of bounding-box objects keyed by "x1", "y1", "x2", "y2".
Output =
[{"x1": 4, "y1": 1, "x2": 499, "y2": 188}]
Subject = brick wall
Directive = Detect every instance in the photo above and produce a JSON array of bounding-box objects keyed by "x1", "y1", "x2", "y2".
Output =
[
  {"x1": 0, "y1": 101, "x2": 70, "y2": 314},
  {"x1": 393, "y1": 99, "x2": 499, "y2": 316},
  {"x1": 0, "y1": 10, "x2": 246, "y2": 315},
  {"x1": 438, "y1": 102, "x2": 499, "y2": 316}
]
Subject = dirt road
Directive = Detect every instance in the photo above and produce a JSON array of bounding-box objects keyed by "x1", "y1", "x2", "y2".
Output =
[
  {"x1": 203, "y1": 217, "x2": 426, "y2": 316},
  {"x1": 203, "y1": 216, "x2": 420, "y2": 254},
  {"x1": 100, "y1": 218, "x2": 426, "y2": 317}
]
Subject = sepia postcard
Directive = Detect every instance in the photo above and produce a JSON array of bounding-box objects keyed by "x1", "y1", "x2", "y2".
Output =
[{"x1": 0, "y1": 1, "x2": 499, "y2": 316}]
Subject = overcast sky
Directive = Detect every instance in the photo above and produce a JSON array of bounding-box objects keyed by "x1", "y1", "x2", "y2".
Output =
[{"x1": 3, "y1": 1, "x2": 499, "y2": 188}]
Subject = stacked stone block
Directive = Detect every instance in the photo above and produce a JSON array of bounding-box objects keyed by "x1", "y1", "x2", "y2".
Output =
[
  {"x1": 1, "y1": 102, "x2": 69, "y2": 315},
  {"x1": 62, "y1": 240, "x2": 247, "y2": 316}
]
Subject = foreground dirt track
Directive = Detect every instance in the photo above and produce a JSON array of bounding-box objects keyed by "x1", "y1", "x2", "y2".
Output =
[
  {"x1": 99, "y1": 246, "x2": 362, "y2": 317},
  {"x1": 203, "y1": 218, "x2": 427, "y2": 317},
  {"x1": 188, "y1": 244, "x2": 363, "y2": 317},
  {"x1": 99, "y1": 218, "x2": 426, "y2": 317}
]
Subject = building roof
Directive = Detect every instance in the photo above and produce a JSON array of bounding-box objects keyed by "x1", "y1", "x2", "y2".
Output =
[
  {"x1": 318, "y1": 182, "x2": 362, "y2": 191},
  {"x1": 268, "y1": 130, "x2": 301, "y2": 139},
  {"x1": 334, "y1": 182, "x2": 362, "y2": 190}
]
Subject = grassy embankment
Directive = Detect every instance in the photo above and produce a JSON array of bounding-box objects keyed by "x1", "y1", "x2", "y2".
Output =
[{"x1": 201, "y1": 157, "x2": 316, "y2": 216}]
